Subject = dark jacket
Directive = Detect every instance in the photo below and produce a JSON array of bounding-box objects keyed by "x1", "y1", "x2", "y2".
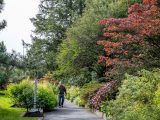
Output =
[{"x1": 59, "y1": 85, "x2": 66, "y2": 95}]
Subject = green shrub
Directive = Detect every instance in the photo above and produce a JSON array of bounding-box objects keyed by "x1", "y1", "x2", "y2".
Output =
[
  {"x1": 66, "y1": 86, "x2": 80, "y2": 102},
  {"x1": 79, "y1": 81, "x2": 103, "y2": 106},
  {"x1": 37, "y1": 82, "x2": 58, "y2": 111},
  {"x1": 0, "y1": 90, "x2": 6, "y2": 96},
  {"x1": 74, "y1": 96, "x2": 85, "y2": 107},
  {"x1": 7, "y1": 79, "x2": 58, "y2": 111},
  {"x1": 65, "y1": 84, "x2": 71, "y2": 100},
  {"x1": 67, "y1": 81, "x2": 102, "y2": 106},
  {"x1": 7, "y1": 80, "x2": 34, "y2": 110},
  {"x1": 154, "y1": 84, "x2": 160, "y2": 108},
  {"x1": 101, "y1": 69, "x2": 160, "y2": 120}
]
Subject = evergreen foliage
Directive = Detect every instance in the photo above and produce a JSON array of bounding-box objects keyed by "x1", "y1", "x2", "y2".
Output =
[
  {"x1": 0, "y1": 0, "x2": 6, "y2": 30},
  {"x1": 25, "y1": 0, "x2": 86, "y2": 76},
  {"x1": 0, "y1": 42, "x2": 23, "y2": 89}
]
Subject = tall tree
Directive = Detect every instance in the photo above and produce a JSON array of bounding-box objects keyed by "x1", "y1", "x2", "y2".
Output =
[
  {"x1": 0, "y1": 42, "x2": 22, "y2": 88},
  {"x1": 0, "y1": 0, "x2": 7, "y2": 88},
  {"x1": 0, "y1": 0, "x2": 6, "y2": 30},
  {"x1": 26, "y1": 0, "x2": 85, "y2": 75},
  {"x1": 56, "y1": 0, "x2": 142, "y2": 83},
  {"x1": 0, "y1": 1, "x2": 24, "y2": 88},
  {"x1": 98, "y1": 0, "x2": 160, "y2": 80}
]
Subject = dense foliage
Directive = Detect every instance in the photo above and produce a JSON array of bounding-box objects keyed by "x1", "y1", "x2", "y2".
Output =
[
  {"x1": 55, "y1": 0, "x2": 142, "y2": 84},
  {"x1": 101, "y1": 69, "x2": 160, "y2": 120},
  {"x1": 98, "y1": 0, "x2": 160, "y2": 80},
  {"x1": 66, "y1": 86, "x2": 80, "y2": 102},
  {"x1": 66, "y1": 81, "x2": 103, "y2": 107},
  {"x1": 7, "y1": 80, "x2": 34, "y2": 110},
  {"x1": 37, "y1": 82, "x2": 58, "y2": 111},
  {"x1": 0, "y1": 42, "x2": 24, "y2": 89},
  {"x1": 79, "y1": 81, "x2": 103, "y2": 106},
  {"x1": 1, "y1": 0, "x2": 160, "y2": 118},
  {"x1": 7, "y1": 79, "x2": 58, "y2": 111},
  {"x1": 89, "y1": 80, "x2": 117, "y2": 110},
  {"x1": 24, "y1": 0, "x2": 86, "y2": 78}
]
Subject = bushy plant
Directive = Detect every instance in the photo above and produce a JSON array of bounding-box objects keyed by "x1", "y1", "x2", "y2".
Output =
[
  {"x1": 74, "y1": 96, "x2": 85, "y2": 107},
  {"x1": 7, "y1": 80, "x2": 34, "y2": 111},
  {"x1": 0, "y1": 90, "x2": 6, "y2": 95},
  {"x1": 89, "y1": 80, "x2": 117, "y2": 110},
  {"x1": 66, "y1": 81, "x2": 103, "y2": 106},
  {"x1": 154, "y1": 84, "x2": 160, "y2": 107},
  {"x1": 37, "y1": 82, "x2": 58, "y2": 111},
  {"x1": 101, "y1": 69, "x2": 160, "y2": 120},
  {"x1": 7, "y1": 79, "x2": 58, "y2": 111},
  {"x1": 66, "y1": 86, "x2": 80, "y2": 102},
  {"x1": 79, "y1": 81, "x2": 103, "y2": 106}
]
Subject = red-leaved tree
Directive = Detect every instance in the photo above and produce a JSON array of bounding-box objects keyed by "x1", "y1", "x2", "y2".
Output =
[{"x1": 97, "y1": 0, "x2": 160, "y2": 78}]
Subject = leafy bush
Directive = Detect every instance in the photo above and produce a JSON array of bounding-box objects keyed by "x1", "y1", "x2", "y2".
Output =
[
  {"x1": 0, "y1": 90, "x2": 6, "y2": 96},
  {"x1": 74, "y1": 96, "x2": 85, "y2": 107},
  {"x1": 37, "y1": 82, "x2": 58, "y2": 111},
  {"x1": 101, "y1": 69, "x2": 160, "y2": 120},
  {"x1": 66, "y1": 86, "x2": 80, "y2": 102},
  {"x1": 79, "y1": 81, "x2": 103, "y2": 106},
  {"x1": 7, "y1": 80, "x2": 34, "y2": 110},
  {"x1": 154, "y1": 84, "x2": 160, "y2": 108},
  {"x1": 66, "y1": 81, "x2": 104, "y2": 107},
  {"x1": 7, "y1": 79, "x2": 58, "y2": 111}
]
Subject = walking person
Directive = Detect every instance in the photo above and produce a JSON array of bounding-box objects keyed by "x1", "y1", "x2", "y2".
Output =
[{"x1": 58, "y1": 82, "x2": 67, "y2": 107}]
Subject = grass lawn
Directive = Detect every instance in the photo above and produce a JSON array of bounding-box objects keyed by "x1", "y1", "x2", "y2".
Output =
[{"x1": 0, "y1": 91, "x2": 37, "y2": 120}]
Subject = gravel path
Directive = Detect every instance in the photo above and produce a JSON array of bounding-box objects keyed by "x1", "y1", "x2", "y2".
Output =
[{"x1": 43, "y1": 100, "x2": 104, "y2": 120}]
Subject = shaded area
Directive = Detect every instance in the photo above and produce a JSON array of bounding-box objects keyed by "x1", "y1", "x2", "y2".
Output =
[
  {"x1": 23, "y1": 111, "x2": 43, "y2": 117},
  {"x1": 44, "y1": 100, "x2": 103, "y2": 120}
]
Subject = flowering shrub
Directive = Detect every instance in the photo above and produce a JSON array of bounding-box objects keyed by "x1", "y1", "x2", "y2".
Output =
[{"x1": 89, "y1": 80, "x2": 117, "y2": 110}]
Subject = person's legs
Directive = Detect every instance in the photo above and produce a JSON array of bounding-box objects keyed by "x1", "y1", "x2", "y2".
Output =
[
  {"x1": 61, "y1": 95, "x2": 64, "y2": 107},
  {"x1": 59, "y1": 95, "x2": 62, "y2": 107}
]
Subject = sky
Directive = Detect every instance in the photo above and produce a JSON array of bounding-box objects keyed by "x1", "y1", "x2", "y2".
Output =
[{"x1": 0, "y1": 0, "x2": 40, "y2": 54}]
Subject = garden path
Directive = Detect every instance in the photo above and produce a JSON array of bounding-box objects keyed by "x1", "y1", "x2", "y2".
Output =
[{"x1": 42, "y1": 100, "x2": 104, "y2": 120}]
